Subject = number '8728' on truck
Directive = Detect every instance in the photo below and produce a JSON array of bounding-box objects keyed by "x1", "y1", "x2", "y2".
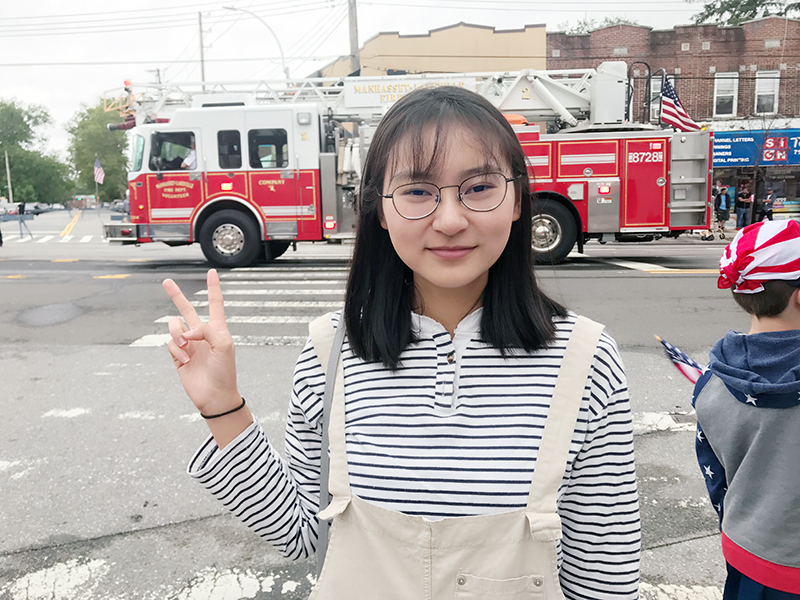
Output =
[{"x1": 104, "y1": 61, "x2": 712, "y2": 267}]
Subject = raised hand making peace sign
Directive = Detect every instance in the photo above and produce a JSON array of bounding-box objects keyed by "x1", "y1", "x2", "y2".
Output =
[{"x1": 163, "y1": 269, "x2": 252, "y2": 448}]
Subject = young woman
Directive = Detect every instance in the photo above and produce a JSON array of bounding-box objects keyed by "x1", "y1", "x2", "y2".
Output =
[{"x1": 163, "y1": 86, "x2": 640, "y2": 599}]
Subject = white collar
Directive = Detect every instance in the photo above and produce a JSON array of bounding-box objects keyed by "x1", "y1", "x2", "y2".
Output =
[{"x1": 411, "y1": 307, "x2": 483, "y2": 338}]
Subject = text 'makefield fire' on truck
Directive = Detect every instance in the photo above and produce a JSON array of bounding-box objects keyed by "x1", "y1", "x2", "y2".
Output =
[{"x1": 103, "y1": 62, "x2": 711, "y2": 267}]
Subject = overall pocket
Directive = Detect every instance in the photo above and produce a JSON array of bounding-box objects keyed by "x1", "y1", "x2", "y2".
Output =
[{"x1": 453, "y1": 573, "x2": 546, "y2": 599}]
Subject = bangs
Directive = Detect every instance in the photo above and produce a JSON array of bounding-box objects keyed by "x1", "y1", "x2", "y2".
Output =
[{"x1": 383, "y1": 109, "x2": 511, "y2": 187}]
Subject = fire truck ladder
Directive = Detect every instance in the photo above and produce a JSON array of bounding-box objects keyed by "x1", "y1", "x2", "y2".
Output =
[{"x1": 104, "y1": 64, "x2": 618, "y2": 128}]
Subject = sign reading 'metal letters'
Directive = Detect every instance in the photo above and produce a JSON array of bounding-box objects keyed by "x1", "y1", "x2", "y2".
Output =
[{"x1": 343, "y1": 78, "x2": 477, "y2": 110}]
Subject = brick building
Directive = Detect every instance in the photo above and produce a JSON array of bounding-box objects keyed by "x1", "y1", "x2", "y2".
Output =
[
  {"x1": 549, "y1": 17, "x2": 800, "y2": 216},
  {"x1": 547, "y1": 17, "x2": 800, "y2": 127}
]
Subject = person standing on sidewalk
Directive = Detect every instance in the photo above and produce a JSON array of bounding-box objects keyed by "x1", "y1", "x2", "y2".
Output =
[
  {"x1": 693, "y1": 220, "x2": 800, "y2": 599},
  {"x1": 756, "y1": 188, "x2": 775, "y2": 222},
  {"x1": 735, "y1": 185, "x2": 753, "y2": 230}
]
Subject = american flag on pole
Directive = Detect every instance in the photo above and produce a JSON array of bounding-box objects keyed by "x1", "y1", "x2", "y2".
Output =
[
  {"x1": 654, "y1": 335, "x2": 705, "y2": 384},
  {"x1": 660, "y1": 78, "x2": 701, "y2": 132},
  {"x1": 93, "y1": 158, "x2": 105, "y2": 185}
]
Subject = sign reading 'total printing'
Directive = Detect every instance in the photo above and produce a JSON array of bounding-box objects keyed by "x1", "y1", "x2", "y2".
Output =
[
  {"x1": 343, "y1": 78, "x2": 477, "y2": 110},
  {"x1": 713, "y1": 129, "x2": 800, "y2": 167}
]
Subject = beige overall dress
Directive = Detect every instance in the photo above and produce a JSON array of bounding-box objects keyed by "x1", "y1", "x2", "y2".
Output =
[{"x1": 308, "y1": 315, "x2": 605, "y2": 600}]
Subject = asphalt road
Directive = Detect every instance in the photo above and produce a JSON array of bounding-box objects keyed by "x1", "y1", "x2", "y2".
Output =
[{"x1": 0, "y1": 210, "x2": 748, "y2": 599}]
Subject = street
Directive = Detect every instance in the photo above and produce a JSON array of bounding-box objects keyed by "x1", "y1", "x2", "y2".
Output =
[{"x1": 0, "y1": 209, "x2": 748, "y2": 600}]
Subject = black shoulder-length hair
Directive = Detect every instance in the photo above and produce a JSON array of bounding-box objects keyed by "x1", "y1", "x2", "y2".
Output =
[{"x1": 344, "y1": 85, "x2": 567, "y2": 369}]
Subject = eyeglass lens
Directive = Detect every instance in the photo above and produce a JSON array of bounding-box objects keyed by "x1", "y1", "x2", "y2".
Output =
[{"x1": 391, "y1": 172, "x2": 509, "y2": 219}]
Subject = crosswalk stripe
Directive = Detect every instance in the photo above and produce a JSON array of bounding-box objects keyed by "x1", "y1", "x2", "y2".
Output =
[
  {"x1": 36, "y1": 235, "x2": 55, "y2": 244},
  {"x1": 130, "y1": 333, "x2": 307, "y2": 347},
  {"x1": 59, "y1": 235, "x2": 73, "y2": 243},
  {"x1": 196, "y1": 288, "x2": 344, "y2": 296},
  {"x1": 155, "y1": 315, "x2": 316, "y2": 324},
  {"x1": 15, "y1": 236, "x2": 32, "y2": 243},
  {"x1": 79, "y1": 235, "x2": 92, "y2": 243},
  {"x1": 220, "y1": 279, "x2": 344, "y2": 286},
  {"x1": 190, "y1": 300, "x2": 342, "y2": 308},
  {"x1": 229, "y1": 267, "x2": 350, "y2": 273}
]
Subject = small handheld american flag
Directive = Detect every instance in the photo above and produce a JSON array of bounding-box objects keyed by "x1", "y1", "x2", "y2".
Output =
[{"x1": 654, "y1": 335, "x2": 705, "y2": 384}]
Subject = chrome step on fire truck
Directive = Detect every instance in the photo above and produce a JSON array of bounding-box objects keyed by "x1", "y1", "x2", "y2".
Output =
[{"x1": 103, "y1": 61, "x2": 711, "y2": 267}]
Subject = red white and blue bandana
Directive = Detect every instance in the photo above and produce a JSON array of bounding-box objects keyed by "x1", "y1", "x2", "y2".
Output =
[{"x1": 718, "y1": 220, "x2": 800, "y2": 294}]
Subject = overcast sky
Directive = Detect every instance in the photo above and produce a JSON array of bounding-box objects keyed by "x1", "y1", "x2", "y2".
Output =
[{"x1": 1, "y1": 0, "x2": 704, "y2": 159}]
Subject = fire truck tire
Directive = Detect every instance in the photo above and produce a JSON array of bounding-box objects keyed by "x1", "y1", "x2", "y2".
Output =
[
  {"x1": 531, "y1": 201, "x2": 577, "y2": 264},
  {"x1": 199, "y1": 210, "x2": 261, "y2": 268}
]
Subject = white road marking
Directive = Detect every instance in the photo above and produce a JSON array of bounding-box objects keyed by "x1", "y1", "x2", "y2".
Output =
[
  {"x1": 130, "y1": 333, "x2": 307, "y2": 347},
  {"x1": 604, "y1": 259, "x2": 673, "y2": 271},
  {"x1": 190, "y1": 300, "x2": 342, "y2": 308},
  {"x1": 42, "y1": 408, "x2": 90, "y2": 418},
  {"x1": 36, "y1": 235, "x2": 55, "y2": 243},
  {"x1": 59, "y1": 235, "x2": 73, "y2": 243},
  {"x1": 15, "y1": 236, "x2": 32, "y2": 243},
  {"x1": 3, "y1": 559, "x2": 110, "y2": 600},
  {"x1": 634, "y1": 411, "x2": 696, "y2": 435},
  {"x1": 155, "y1": 315, "x2": 314, "y2": 324},
  {"x1": 227, "y1": 267, "x2": 350, "y2": 274},
  {"x1": 640, "y1": 582, "x2": 721, "y2": 600},
  {"x1": 196, "y1": 288, "x2": 345, "y2": 296},
  {"x1": 79, "y1": 235, "x2": 92, "y2": 243},
  {"x1": 221, "y1": 279, "x2": 344, "y2": 285}
]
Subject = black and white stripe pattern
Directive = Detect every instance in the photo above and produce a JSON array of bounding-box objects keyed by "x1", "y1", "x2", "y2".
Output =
[{"x1": 189, "y1": 310, "x2": 640, "y2": 599}]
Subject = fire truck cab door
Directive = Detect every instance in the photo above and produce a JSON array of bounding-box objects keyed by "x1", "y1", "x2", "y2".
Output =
[
  {"x1": 245, "y1": 111, "x2": 302, "y2": 240},
  {"x1": 146, "y1": 130, "x2": 203, "y2": 242},
  {"x1": 622, "y1": 138, "x2": 669, "y2": 229}
]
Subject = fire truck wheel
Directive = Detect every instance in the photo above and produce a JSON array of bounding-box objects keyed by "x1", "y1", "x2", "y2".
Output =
[
  {"x1": 531, "y1": 201, "x2": 577, "y2": 264},
  {"x1": 200, "y1": 210, "x2": 261, "y2": 268}
]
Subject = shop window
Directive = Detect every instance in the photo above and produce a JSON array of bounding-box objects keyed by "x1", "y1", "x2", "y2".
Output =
[
  {"x1": 248, "y1": 129, "x2": 289, "y2": 169},
  {"x1": 755, "y1": 70, "x2": 779, "y2": 114},
  {"x1": 150, "y1": 132, "x2": 195, "y2": 171},
  {"x1": 714, "y1": 72, "x2": 738, "y2": 117},
  {"x1": 218, "y1": 130, "x2": 242, "y2": 169}
]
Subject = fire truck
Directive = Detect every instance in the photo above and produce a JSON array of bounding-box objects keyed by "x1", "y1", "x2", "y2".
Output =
[{"x1": 103, "y1": 61, "x2": 711, "y2": 266}]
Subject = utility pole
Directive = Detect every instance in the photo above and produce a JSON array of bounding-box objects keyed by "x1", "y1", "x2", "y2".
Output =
[
  {"x1": 4, "y1": 150, "x2": 13, "y2": 203},
  {"x1": 198, "y1": 12, "x2": 206, "y2": 90},
  {"x1": 347, "y1": 0, "x2": 360, "y2": 75}
]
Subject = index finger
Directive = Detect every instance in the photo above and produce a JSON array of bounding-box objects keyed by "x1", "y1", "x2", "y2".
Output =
[
  {"x1": 162, "y1": 277, "x2": 203, "y2": 329},
  {"x1": 206, "y1": 269, "x2": 227, "y2": 324}
]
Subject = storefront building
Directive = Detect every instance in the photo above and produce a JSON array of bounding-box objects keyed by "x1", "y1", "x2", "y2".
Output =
[{"x1": 712, "y1": 129, "x2": 800, "y2": 222}]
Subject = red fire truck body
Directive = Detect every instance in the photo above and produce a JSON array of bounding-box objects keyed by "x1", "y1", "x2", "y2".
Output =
[{"x1": 105, "y1": 62, "x2": 712, "y2": 266}]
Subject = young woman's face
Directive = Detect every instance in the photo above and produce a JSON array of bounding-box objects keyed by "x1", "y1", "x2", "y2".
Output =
[{"x1": 379, "y1": 125, "x2": 521, "y2": 302}]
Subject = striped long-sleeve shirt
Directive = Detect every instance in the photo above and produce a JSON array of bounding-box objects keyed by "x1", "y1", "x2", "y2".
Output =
[{"x1": 188, "y1": 310, "x2": 641, "y2": 599}]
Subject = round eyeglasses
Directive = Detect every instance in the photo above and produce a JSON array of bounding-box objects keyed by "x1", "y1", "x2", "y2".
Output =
[{"x1": 382, "y1": 172, "x2": 519, "y2": 220}]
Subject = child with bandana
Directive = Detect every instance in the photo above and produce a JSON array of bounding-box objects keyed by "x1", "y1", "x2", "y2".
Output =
[{"x1": 693, "y1": 219, "x2": 800, "y2": 599}]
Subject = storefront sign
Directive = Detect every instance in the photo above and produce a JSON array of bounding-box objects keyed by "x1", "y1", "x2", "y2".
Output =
[{"x1": 713, "y1": 129, "x2": 800, "y2": 167}]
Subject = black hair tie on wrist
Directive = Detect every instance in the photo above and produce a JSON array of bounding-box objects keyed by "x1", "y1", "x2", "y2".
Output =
[{"x1": 200, "y1": 397, "x2": 246, "y2": 419}]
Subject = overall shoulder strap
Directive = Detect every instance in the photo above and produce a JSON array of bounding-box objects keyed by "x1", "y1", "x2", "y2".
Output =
[
  {"x1": 526, "y1": 315, "x2": 605, "y2": 541},
  {"x1": 308, "y1": 313, "x2": 347, "y2": 574}
]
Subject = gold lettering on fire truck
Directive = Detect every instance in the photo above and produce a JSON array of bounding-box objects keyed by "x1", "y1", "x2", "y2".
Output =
[
  {"x1": 155, "y1": 180, "x2": 195, "y2": 199},
  {"x1": 352, "y1": 82, "x2": 466, "y2": 105},
  {"x1": 258, "y1": 179, "x2": 287, "y2": 193}
]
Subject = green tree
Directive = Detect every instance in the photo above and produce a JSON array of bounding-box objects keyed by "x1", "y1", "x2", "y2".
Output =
[
  {"x1": 67, "y1": 101, "x2": 128, "y2": 201},
  {"x1": 0, "y1": 99, "x2": 72, "y2": 204},
  {"x1": 688, "y1": 0, "x2": 800, "y2": 25},
  {"x1": 556, "y1": 16, "x2": 640, "y2": 35}
]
